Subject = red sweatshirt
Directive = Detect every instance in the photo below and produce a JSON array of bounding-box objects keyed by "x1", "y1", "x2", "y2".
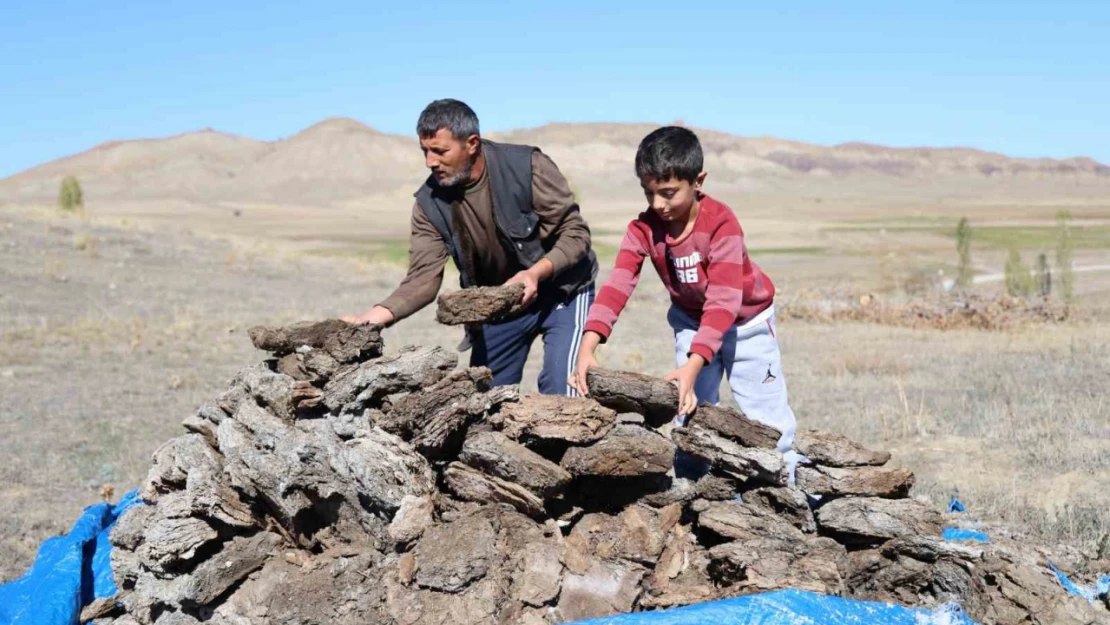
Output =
[{"x1": 584, "y1": 194, "x2": 775, "y2": 363}]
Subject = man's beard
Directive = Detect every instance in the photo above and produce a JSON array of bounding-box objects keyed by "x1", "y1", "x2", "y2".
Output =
[{"x1": 434, "y1": 160, "x2": 474, "y2": 188}]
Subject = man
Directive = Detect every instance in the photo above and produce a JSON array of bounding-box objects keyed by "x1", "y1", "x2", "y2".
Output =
[{"x1": 344, "y1": 99, "x2": 598, "y2": 395}]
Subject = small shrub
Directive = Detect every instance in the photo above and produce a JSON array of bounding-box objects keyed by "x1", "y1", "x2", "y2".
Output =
[
  {"x1": 955, "y1": 217, "x2": 973, "y2": 288},
  {"x1": 1055, "y1": 210, "x2": 1075, "y2": 304},
  {"x1": 1004, "y1": 248, "x2": 1034, "y2": 297},
  {"x1": 58, "y1": 176, "x2": 84, "y2": 213},
  {"x1": 1035, "y1": 253, "x2": 1052, "y2": 297},
  {"x1": 902, "y1": 266, "x2": 939, "y2": 296}
]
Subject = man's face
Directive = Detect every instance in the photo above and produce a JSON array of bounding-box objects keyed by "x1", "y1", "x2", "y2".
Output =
[
  {"x1": 641, "y1": 173, "x2": 706, "y2": 222},
  {"x1": 420, "y1": 128, "x2": 479, "y2": 188}
]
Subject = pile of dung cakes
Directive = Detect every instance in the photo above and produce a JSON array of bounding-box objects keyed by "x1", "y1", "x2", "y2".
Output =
[{"x1": 91, "y1": 308, "x2": 1108, "y2": 625}]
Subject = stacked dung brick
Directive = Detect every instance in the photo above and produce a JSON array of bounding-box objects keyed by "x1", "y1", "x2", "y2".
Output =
[{"x1": 89, "y1": 287, "x2": 1109, "y2": 625}]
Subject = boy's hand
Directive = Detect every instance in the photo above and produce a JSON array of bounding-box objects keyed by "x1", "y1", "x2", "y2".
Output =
[
  {"x1": 569, "y1": 351, "x2": 599, "y2": 396},
  {"x1": 664, "y1": 356, "x2": 706, "y2": 417},
  {"x1": 568, "y1": 331, "x2": 604, "y2": 396}
]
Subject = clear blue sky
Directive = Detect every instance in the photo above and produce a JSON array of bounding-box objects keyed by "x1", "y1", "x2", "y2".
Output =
[{"x1": 1, "y1": 1, "x2": 1108, "y2": 178}]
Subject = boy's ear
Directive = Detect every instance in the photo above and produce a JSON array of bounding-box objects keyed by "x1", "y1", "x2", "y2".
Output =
[{"x1": 695, "y1": 171, "x2": 708, "y2": 189}]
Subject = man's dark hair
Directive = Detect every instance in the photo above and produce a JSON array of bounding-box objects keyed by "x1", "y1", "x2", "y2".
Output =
[
  {"x1": 417, "y1": 99, "x2": 480, "y2": 141},
  {"x1": 635, "y1": 126, "x2": 704, "y2": 183}
]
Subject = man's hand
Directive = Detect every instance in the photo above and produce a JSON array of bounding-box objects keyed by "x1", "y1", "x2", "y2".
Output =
[
  {"x1": 341, "y1": 305, "x2": 395, "y2": 326},
  {"x1": 567, "y1": 331, "x2": 604, "y2": 396},
  {"x1": 664, "y1": 355, "x2": 706, "y2": 417},
  {"x1": 505, "y1": 259, "x2": 554, "y2": 307}
]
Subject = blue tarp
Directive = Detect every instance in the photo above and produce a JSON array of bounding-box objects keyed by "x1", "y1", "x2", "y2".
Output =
[
  {"x1": 947, "y1": 498, "x2": 1109, "y2": 604},
  {"x1": 1048, "y1": 561, "x2": 1110, "y2": 605},
  {"x1": 942, "y1": 527, "x2": 989, "y2": 543},
  {"x1": 0, "y1": 490, "x2": 141, "y2": 625},
  {"x1": 943, "y1": 497, "x2": 988, "y2": 543},
  {"x1": 5, "y1": 489, "x2": 1106, "y2": 625},
  {"x1": 570, "y1": 589, "x2": 978, "y2": 625}
]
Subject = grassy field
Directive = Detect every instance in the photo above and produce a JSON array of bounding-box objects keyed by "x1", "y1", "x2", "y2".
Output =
[
  {"x1": 1, "y1": 200, "x2": 1108, "y2": 584},
  {"x1": 827, "y1": 222, "x2": 1110, "y2": 250},
  {"x1": 558, "y1": 280, "x2": 1110, "y2": 548}
]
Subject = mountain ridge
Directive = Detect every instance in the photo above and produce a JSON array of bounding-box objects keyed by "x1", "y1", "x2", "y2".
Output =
[{"x1": 2, "y1": 118, "x2": 1108, "y2": 208}]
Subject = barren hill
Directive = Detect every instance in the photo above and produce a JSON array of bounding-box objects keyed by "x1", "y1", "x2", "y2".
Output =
[
  {"x1": 0, "y1": 129, "x2": 270, "y2": 202},
  {"x1": 0, "y1": 118, "x2": 424, "y2": 206},
  {"x1": 498, "y1": 122, "x2": 1110, "y2": 180},
  {"x1": 4, "y1": 118, "x2": 1110, "y2": 212}
]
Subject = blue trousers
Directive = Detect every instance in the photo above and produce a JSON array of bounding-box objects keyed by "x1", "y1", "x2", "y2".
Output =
[{"x1": 470, "y1": 284, "x2": 595, "y2": 395}]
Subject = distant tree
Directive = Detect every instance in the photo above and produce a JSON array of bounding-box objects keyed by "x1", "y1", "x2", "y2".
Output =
[
  {"x1": 1004, "y1": 247, "x2": 1033, "y2": 297},
  {"x1": 955, "y1": 217, "x2": 973, "y2": 289},
  {"x1": 1035, "y1": 253, "x2": 1052, "y2": 297},
  {"x1": 58, "y1": 176, "x2": 84, "y2": 213},
  {"x1": 1055, "y1": 209, "x2": 1075, "y2": 304}
]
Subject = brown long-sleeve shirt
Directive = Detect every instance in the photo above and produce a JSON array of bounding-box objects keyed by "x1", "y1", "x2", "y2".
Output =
[{"x1": 378, "y1": 150, "x2": 592, "y2": 321}]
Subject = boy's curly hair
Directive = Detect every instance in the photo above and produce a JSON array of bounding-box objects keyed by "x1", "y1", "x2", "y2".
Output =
[{"x1": 635, "y1": 126, "x2": 704, "y2": 184}]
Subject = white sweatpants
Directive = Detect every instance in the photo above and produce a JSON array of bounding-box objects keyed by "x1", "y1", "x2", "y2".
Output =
[{"x1": 669, "y1": 304, "x2": 799, "y2": 456}]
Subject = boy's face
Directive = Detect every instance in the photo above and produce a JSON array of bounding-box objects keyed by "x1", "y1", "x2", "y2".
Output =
[{"x1": 641, "y1": 172, "x2": 707, "y2": 223}]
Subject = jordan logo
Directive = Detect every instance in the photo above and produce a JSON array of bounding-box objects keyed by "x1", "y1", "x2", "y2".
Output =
[{"x1": 763, "y1": 365, "x2": 777, "y2": 384}]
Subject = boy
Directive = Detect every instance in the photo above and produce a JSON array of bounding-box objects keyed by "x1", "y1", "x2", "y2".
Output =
[{"x1": 569, "y1": 126, "x2": 798, "y2": 461}]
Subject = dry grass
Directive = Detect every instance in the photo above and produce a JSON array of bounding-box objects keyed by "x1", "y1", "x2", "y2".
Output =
[
  {"x1": 779, "y1": 320, "x2": 1110, "y2": 547},
  {"x1": 0, "y1": 209, "x2": 451, "y2": 582},
  {"x1": 571, "y1": 275, "x2": 1110, "y2": 550},
  {"x1": 1, "y1": 200, "x2": 1108, "y2": 584},
  {"x1": 778, "y1": 293, "x2": 1071, "y2": 330}
]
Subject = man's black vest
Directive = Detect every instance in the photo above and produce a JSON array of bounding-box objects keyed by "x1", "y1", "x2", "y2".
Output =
[{"x1": 414, "y1": 139, "x2": 596, "y2": 300}]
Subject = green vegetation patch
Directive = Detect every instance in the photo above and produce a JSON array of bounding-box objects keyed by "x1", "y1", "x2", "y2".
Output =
[
  {"x1": 958, "y1": 225, "x2": 1110, "y2": 250},
  {"x1": 309, "y1": 239, "x2": 412, "y2": 265},
  {"x1": 311, "y1": 240, "x2": 826, "y2": 267},
  {"x1": 824, "y1": 221, "x2": 1110, "y2": 250},
  {"x1": 591, "y1": 241, "x2": 621, "y2": 262},
  {"x1": 749, "y1": 246, "x2": 826, "y2": 256}
]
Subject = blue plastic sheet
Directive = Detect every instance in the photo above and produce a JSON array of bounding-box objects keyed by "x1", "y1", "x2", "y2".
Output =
[
  {"x1": 1048, "y1": 561, "x2": 1110, "y2": 604},
  {"x1": 943, "y1": 496, "x2": 986, "y2": 543},
  {"x1": 948, "y1": 500, "x2": 1110, "y2": 605},
  {"x1": 942, "y1": 527, "x2": 989, "y2": 543},
  {"x1": 5, "y1": 485, "x2": 1103, "y2": 625},
  {"x1": 569, "y1": 589, "x2": 979, "y2": 625},
  {"x1": 0, "y1": 490, "x2": 141, "y2": 625}
]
